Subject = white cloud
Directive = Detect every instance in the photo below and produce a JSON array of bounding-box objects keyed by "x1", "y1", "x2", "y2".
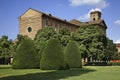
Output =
[
  {"x1": 77, "y1": 8, "x2": 101, "y2": 21},
  {"x1": 114, "y1": 39, "x2": 120, "y2": 43},
  {"x1": 114, "y1": 20, "x2": 120, "y2": 25},
  {"x1": 69, "y1": 0, "x2": 109, "y2": 9}
]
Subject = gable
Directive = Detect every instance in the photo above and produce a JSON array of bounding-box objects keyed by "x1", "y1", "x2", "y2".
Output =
[{"x1": 20, "y1": 8, "x2": 42, "y2": 18}]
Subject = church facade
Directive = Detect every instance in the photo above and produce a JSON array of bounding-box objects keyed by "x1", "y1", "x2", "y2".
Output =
[{"x1": 18, "y1": 8, "x2": 107, "y2": 39}]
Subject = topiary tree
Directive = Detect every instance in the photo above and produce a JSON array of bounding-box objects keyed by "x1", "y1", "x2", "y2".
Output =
[
  {"x1": 38, "y1": 42, "x2": 47, "y2": 67},
  {"x1": 65, "y1": 41, "x2": 82, "y2": 68},
  {"x1": 40, "y1": 38, "x2": 68, "y2": 70},
  {"x1": 12, "y1": 38, "x2": 39, "y2": 69}
]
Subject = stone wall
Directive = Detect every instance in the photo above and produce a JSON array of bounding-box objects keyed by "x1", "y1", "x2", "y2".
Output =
[
  {"x1": 19, "y1": 9, "x2": 42, "y2": 39},
  {"x1": 42, "y1": 14, "x2": 78, "y2": 32}
]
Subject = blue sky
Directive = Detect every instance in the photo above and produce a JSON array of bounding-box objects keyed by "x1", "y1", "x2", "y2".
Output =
[{"x1": 0, "y1": 0, "x2": 120, "y2": 43}]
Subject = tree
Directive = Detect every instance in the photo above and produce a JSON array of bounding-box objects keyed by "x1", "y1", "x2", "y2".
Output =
[
  {"x1": 12, "y1": 37, "x2": 39, "y2": 69},
  {"x1": 15, "y1": 35, "x2": 29, "y2": 47},
  {"x1": 0, "y1": 35, "x2": 14, "y2": 64},
  {"x1": 71, "y1": 25, "x2": 107, "y2": 62},
  {"x1": 58, "y1": 27, "x2": 71, "y2": 47},
  {"x1": 34, "y1": 27, "x2": 57, "y2": 66},
  {"x1": 112, "y1": 52, "x2": 120, "y2": 60},
  {"x1": 40, "y1": 38, "x2": 67, "y2": 70},
  {"x1": 79, "y1": 44, "x2": 88, "y2": 62},
  {"x1": 65, "y1": 41, "x2": 82, "y2": 68},
  {"x1": 34, "y1": 27, "x2": 57, "y2": 50},
  {"x1": 105, "y1": 39, "x2": 118, "y2": 61}
]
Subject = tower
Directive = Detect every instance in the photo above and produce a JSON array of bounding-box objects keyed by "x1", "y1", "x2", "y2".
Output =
[
  {"x1": 89, "y1": 11, "x2": 107, "y2": 33},
  {"x1": 90, "y1": 11, "x2": 101, "y2": 21}
]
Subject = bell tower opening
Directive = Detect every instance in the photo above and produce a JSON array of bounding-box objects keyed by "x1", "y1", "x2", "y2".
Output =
[{"x1": 90, "y1": 11, "x2": 101, "y2": 21}]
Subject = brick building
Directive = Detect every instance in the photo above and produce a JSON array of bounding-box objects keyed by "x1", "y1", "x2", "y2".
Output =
[{"x1": 18, "y1": 8, "x2": 107, "y2": 39}]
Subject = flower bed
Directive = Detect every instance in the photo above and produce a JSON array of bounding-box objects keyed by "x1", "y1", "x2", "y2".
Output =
[{"x1": 111, "y1": 60, "x2": 120, "y2": 62}]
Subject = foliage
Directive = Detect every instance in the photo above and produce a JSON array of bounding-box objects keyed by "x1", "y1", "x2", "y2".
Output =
[
  {"x1": 58, "y1": 27, "x2": 71, "y2": 47},
  {"x1": 110, "y1": 62, "x2": 120, "y2": 66},
  {"x1": 84, "y1": 62, "x2": 110, "y2": 66},
  {"x1": 105, "y1": 39, "x2": 118, "y2": 61},
  {"x1": 112, "y1": 52, "x2": 120, "y2": 60},
  {"x1": 12, "y1": 37, "x2": 39, "y2": 69},
  {"x1": 65, "y1": 41, "x2": 82, "y2": 68},
  {"x1": 15, "y1": 35, "x2": 29, "y2": 47},
  {"x1": 40, "y1": 38, "x2": 67, "y2": 70},
  {"x1": 34, "y1": 27, "x2": 57, "y2": 68},
  {"x1": 71, "y1": 25, "x2": 117, "y2": 62},
  {"x1": 0, "y1": 35, "x2": 15, "y2": 64},
  {"x1": 38, "y1": 42, "x2": 47, "y2": 67},
  {"x1": 34, "y1": 27, "x2": 57, "y2": 50}
]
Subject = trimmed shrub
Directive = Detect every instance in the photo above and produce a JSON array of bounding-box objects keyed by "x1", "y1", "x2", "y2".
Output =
[
  {"x1": 84, "y1": 62, "x2": 110, "y2": 66},
  {"x1": 38, "y1": 43, "x2": 46, "y2": 67},
  {"x1": 65, "y1": 41, "x2": 82, "y2": 68},
  {"x1": 12, "y1": 38, "x2": 39, "y2": 69},
  {"x1": 40, "y1": 38, "x2": 67, "y2": 70},
  {"x1": 110, "y1": 62, "x2": 120, "y2": 66}
]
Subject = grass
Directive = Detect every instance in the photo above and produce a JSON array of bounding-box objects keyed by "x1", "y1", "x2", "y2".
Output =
[{"x1": 0, "y1": 65, "x2": 120, "y2": 80}]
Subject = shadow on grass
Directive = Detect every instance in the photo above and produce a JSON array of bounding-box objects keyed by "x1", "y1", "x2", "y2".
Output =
[{"x1": 0, "y1": 68, "x2": 96, "y2": 80}]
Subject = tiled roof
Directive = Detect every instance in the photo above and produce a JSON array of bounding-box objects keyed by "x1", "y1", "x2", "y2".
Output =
[{"x1": 19, "y1": 8, "x2": 107, "y2": 29}]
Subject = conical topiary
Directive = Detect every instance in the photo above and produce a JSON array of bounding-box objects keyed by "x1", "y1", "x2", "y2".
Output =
[
  {"x1": 65, "y1": 41, "x2": 82, "y2": 68},
  {"x1": 40, "y1": 38, "x2": 68, "y2": 70},
  {"x1": 12, "y1": 38, "x2": 39, "y2": 69}
]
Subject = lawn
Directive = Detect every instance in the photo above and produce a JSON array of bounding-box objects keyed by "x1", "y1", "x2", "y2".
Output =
[{"x1": 0, "y1": 65, "x2": 120, "y2": 80}]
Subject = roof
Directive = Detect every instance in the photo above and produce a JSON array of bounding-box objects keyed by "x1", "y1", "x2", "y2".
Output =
[
  {"x1": 115, "y1": 43, "x2": 120, "y2": 47},
  {"x1": 70, "y1": 19, "x2": 82, "y2": 26},
  {"x1": 19, "y1": 8, "x2": 107, "y2": 29},
  {"x1": 19, "y1": 8, "x2": 43, "y2": 18},
  {"x1": 19, "y1": 8, "x2": 80, "y2": 27},
  {"x1": 80, "y1": 20, "x2": 107, "y2": 29}
]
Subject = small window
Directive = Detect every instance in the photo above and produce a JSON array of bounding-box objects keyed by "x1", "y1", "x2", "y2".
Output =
[
  {"x1": 28, "y1": 27, "x2": 32, "y2": 33},
  {"x1": 93, "y1": 18, "x2": 95, "y2": 21}
]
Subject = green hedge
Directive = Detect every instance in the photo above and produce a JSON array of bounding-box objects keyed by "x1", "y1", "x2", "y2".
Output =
[
  {"x1": 84, "y1": 62, "x2": 111, "y2": 66},
  {"x1": 12, "y1": 38, "x2": 39, "y2": 69},
  {"x1": 110, "y1": 62, "x2": 120, "y2": 66},
  {"x1": 65, "y1": 41, "x2": 82, "y2": 68},
  {"x1": 40, "y1": 38, "x2": 68, "y2": 70}
]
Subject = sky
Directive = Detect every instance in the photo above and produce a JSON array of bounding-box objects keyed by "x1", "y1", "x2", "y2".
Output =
[{"x1": 0, "y1": 0, "x2": 120, "y2": 43}]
